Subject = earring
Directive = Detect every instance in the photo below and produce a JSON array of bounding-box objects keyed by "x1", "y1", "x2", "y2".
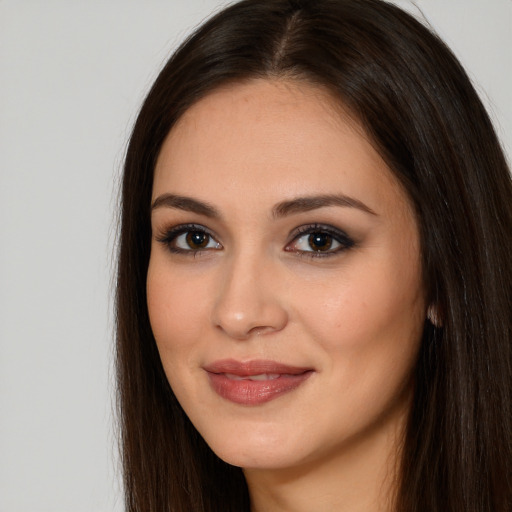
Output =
[{"x1": 427, "y1": 304, "x2": 441, "y2": 327}]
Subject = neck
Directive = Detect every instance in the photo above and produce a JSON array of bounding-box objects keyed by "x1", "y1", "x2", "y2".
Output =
[{"x1": 244, "y1": 398, "x2": 408, "y2": 512}]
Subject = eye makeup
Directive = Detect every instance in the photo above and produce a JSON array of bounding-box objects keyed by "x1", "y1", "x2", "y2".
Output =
[
  {"x1": 285, "y1": 223, "x2": 355, "y2": 258},
  {"x1": 155, "y1": 223, "x2": 222, "y2": 254},
  {"x1": 155, "y1": 221, "x2": 355, "y2": 259}
]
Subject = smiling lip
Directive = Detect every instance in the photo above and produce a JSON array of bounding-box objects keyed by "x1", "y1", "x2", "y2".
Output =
[{"x1": 203, "y1": 359, "x2": 313, "y2": 405}]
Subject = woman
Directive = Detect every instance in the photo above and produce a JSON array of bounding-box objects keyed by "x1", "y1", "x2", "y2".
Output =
[{"x1": 116, "y1": 0, "x2": 512, "y2": 510}]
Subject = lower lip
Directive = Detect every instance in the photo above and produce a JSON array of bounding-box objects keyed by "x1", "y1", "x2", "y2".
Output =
[{"x1": 206, "y1": 371, "x2": 313, "y2": 405}]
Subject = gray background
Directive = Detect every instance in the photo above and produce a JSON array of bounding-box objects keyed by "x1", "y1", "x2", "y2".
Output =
[{"x1": 1, "y1": 1, "x2": 510, "y2": 510}]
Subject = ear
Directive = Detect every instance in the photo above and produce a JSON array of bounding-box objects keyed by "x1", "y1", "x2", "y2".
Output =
[{"x1": 427, "y1": 303, "x2": 442, "y2": 327}]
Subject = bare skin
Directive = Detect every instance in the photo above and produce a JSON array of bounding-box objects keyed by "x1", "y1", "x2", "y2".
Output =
[{"x1": 147, "y1": 79, "x2": 426, "y2": 511}]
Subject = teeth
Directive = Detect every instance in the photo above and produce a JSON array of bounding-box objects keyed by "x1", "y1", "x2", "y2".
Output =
[
  {"x1": 224, "y1": 373, "x2": 280, "y2": 381},
  {"x1": 224, "y1": 373, "x2": 245, "y2": 381},
  {"x1": 249, "y1": 373, "x2": 280, "y2": 381}
]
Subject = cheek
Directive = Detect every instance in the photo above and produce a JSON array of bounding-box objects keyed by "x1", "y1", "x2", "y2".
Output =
[
  {"x1": 146, "y1": 258, "x2": 207, "y2": 358},
  {"x1": 146, "y1": 260, "x2": 210, "y2": 411},
  {"x1": 292, "y1": 256, "x2": 425, "y2": 366},
  {"x1": 292, "y1": 267, "x2": 424, "y2": 430}
]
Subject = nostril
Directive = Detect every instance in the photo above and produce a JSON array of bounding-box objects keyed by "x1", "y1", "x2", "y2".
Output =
[
  {"x1": 247, "y1": 325, "x2": 278, "y2": 336},
  {"x1": 211, "y1": 269, "x2": 289, "y2": 339}
]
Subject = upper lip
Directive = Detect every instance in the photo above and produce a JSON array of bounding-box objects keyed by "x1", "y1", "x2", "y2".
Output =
[{"x1": 203, "y1": 359, "x2": 312, "y2": 376}]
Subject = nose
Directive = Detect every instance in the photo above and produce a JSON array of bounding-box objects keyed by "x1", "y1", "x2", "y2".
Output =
[{"x1": 211, "y1": 254, "x2": 289, "y2": 340}]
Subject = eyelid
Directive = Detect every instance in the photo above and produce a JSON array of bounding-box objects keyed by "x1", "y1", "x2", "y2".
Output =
[
  {"x1": 155, "y1": 222, "x2": 354, "y2": 257},
  {"x1": 285, "y1": 223, "x2": 355, "y2": 256},
  {"x1": 155, "y1": 223, "x2": 222, "y2": 253}
]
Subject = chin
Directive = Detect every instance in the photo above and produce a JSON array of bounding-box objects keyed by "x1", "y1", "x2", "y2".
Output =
[
  {"x1": 197, "y1": 420, "x2": 316, "y2": 470},
  {"x1": 213, "y1": 443, "x2": 301, "y2": 470}
]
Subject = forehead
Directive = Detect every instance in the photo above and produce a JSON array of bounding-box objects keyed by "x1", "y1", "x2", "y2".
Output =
[{"x1": 153, "y1": 79, "x2": 408, "y2": 216}]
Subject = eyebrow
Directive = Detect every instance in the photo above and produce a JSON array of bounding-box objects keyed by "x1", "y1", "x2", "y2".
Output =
[
  {"x1": 151, "y1": 194, "x2": 220, "y2": 218},
  {"x1": 272, "y1": 194, "x2": 377, "y2": 218},
  {"x1": 151, "y1": 192, "x2": 377, "y2": 218}
]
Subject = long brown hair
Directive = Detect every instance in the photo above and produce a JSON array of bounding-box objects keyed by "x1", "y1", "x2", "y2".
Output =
[{"x1": 116, "y1": 1, "x2": 512, "y2": 510}]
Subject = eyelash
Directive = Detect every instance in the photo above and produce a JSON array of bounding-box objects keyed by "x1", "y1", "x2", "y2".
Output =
[
  {"x1": 285, "y1": 224, "x2": 355, "y2": 258},
  {"x1": 155, "y1": 224, "x2": 221, "y2": 255},
  {"x1": 155, "y1": 223, "x2": 355, "y2": 258}
]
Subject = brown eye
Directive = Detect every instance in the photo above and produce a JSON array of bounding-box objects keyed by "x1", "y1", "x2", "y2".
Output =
[
  {"x1": 186, "y1": 231, "x2": 210, "y2": 249},
  {"x1": 158, "y1": 225, "x2": 222, "y2": 253},
  {"x1": 308, "y1": 233, "x2": 333, "y2": 252},
  {"x1": 285, "y1": 224, "x2": 354, "y2": 257}
]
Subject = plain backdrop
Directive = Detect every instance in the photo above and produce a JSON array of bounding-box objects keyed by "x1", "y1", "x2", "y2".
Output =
[{"x1": 0, "y1": 1, "x2": 510, "y2": 511}]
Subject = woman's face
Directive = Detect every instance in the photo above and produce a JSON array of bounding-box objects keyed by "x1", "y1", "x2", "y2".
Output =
[{"x1": 147, "y1": 79, "x2": 426, "y2": 471}]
